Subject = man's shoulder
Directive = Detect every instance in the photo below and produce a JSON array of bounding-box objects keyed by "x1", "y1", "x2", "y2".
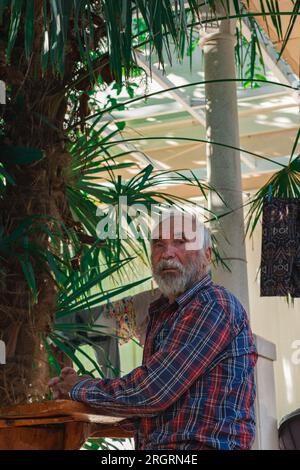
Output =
[
  {"x1": 192, "y1": 281, "x2": 249, "y2": 327},
  {"x1": 200, "y1": 280, "x2": 246, "y2": 308},
  {"x1": 183, "y1": 281, "x2": 256, "y2": 352}
]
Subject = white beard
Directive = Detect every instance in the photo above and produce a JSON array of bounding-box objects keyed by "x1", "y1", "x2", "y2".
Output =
[{"x1": 153, "y1": 257, "x2": 202, "y2": 298}]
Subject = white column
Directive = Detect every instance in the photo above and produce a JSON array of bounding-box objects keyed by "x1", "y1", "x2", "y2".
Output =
[
  {"x1": 253, "y1": 335, "x2": 279, "y2": 449},
  {"x1": 199, "y1": 7, "x2": 279, "y2": 450},
  {"x1": 200, "y1": 17, "x2": 249, "y2": 312},
  {"x1": 0, "y1": 80, "x2": 5, "y2": 105}
]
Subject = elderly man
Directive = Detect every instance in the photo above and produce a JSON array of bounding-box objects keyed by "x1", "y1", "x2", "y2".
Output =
[{"x1": 49, "y1": 210, "x2": 258, "y2": 450}]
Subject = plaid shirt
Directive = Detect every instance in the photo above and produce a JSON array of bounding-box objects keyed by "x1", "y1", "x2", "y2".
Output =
[{"x1": 70, "y1": 274, "x2": 258, "y2": 450}]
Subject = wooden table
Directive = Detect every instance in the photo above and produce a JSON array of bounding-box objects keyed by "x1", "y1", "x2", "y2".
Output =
[{"x1": 0, "y1": 400, "x2": 134, "y2": 450}]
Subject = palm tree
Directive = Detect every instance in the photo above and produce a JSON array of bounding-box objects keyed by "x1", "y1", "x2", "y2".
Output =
[
  {"x1": 0, "y1": 0, "x2": 299, "y2": 408},
  {"x1": 0, "y1": 0, "x2": 210, "y2": 407}
]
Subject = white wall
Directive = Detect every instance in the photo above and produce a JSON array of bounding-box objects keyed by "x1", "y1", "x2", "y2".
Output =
[{"x1": 246, "y1": 223, "x2": 300, "y2": 423}]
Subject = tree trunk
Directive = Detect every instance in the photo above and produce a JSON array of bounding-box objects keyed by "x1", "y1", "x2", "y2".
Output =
[
  {"x1": 0, "y1": 7, "x2": 72, "y2": 405},
  {"x1": 0, "y1": 106, "x2": 71, "y2": 406}
]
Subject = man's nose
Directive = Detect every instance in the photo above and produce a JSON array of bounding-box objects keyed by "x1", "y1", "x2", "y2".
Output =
[{"x1": 161, "y1": 244, "x2": 177, "y2": 259}]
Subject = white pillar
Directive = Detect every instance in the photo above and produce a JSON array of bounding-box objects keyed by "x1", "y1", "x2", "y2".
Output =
[
  {"x1": 199, "y1": 6, "x2": 279, "y2": 450},
  {"x1": 253, "y1": 335, "x2": 279, "y2": 449},
  {"x1": 200, "y1": 17, "x2": 249, "y2": 312},
  {"x1": 0, "y1": 80, "x2": 5, "y2": 105}
]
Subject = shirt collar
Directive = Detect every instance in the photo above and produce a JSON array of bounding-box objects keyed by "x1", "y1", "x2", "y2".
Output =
[
  {"x1": 176, "y1": 273, "x2": 212, "y2": 308},
  {"x1": 148, "y1": 273, "x2": 212, "y2": 317}
]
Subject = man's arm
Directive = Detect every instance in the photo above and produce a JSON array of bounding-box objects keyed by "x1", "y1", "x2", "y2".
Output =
[{"x1": 69, "y1": 300, "x2": 236, "y2": 418}]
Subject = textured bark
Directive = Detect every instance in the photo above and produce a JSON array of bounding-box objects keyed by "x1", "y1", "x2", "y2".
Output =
[
  {"x1": 0, "y1": 4, "x2": 72, "y2": 405},
  {"x1": 0, "y1": 105, "x2": 70, "y2": 405},
  {"x1": 0, "y1": 1, "x2": 111, "y2": 406}
]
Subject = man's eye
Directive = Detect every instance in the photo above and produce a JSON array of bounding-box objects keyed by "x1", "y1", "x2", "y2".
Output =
[{"x1": 153, "y1": 241, "x2": 164, "y2": 248}]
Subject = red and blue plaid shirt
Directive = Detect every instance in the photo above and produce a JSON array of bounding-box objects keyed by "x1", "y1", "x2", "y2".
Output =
[{"x1": 70, "y1": 274, "x2": 258, "y2": 450}]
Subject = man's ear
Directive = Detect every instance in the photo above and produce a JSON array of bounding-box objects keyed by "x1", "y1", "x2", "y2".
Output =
[{"x1": 205, "y1": 246, "x2": 212, "y2": 264}]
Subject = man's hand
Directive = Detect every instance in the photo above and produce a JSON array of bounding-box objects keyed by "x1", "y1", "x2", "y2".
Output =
[{"x1": 48, "y1": 367, "x2": 91, "y2": 399}]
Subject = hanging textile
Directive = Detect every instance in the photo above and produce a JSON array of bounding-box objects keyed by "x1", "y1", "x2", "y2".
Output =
[
  {"x1": 260, "y1": 196, "x2": 300, "y2": 297},
  {"x1": 98, "y1": 288, "x2": 161, "y2": 346},
  {"x1": 100, "y1": 297, "x2": 136, "y2": 345}
]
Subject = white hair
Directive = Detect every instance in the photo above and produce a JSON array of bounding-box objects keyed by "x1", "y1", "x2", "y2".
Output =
[
  {"x1": 151, "y1": 208, "x2": 212, "y2": 251},
  {"x1": 202, "y1": 223, "x2": 212, "y2": 250}
]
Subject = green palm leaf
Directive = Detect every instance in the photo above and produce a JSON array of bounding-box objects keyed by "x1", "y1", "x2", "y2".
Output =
[{"x1": 246, "y1": 155, "x2": 300, "y2": 238}]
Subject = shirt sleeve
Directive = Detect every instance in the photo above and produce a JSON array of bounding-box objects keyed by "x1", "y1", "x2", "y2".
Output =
[{"x1": 70, "y1": 300, "x2": 238, "y2": 418}]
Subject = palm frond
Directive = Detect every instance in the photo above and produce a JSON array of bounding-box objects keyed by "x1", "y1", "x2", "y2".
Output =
[
  {"x1": 2, "y1": 0, "x2": 298, "y2": 81},
  {"x1": 246, "y1": 154, "x2": 300, "y2": 238}
]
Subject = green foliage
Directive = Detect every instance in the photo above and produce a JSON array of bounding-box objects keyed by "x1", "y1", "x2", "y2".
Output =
[
  {"x1": 0, "y1": 0, "x2": 202, "y2": 80},
  {"x1": 0, "y1": 144, "x2": 44, "y2": 165},
  {"x1": 83, "y1": 437, "x2": 131, "y2": 450},
  {"x1": 1, "y1": 1, "x2": 298, "y2": 80},
  {"x1": 0, "y1": 0, "x2": 299, "y2": 449},
  {"x1": 246, "y1": 154, "x2": 300, "y2": 238},
  {"x1": 235, "y1": 27, "x2": 266, "y2": 88}
]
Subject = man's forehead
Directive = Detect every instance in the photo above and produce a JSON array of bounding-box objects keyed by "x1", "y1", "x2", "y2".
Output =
[{"x1": 151, "y1": 213, "x2": 199, "y2": 239}]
